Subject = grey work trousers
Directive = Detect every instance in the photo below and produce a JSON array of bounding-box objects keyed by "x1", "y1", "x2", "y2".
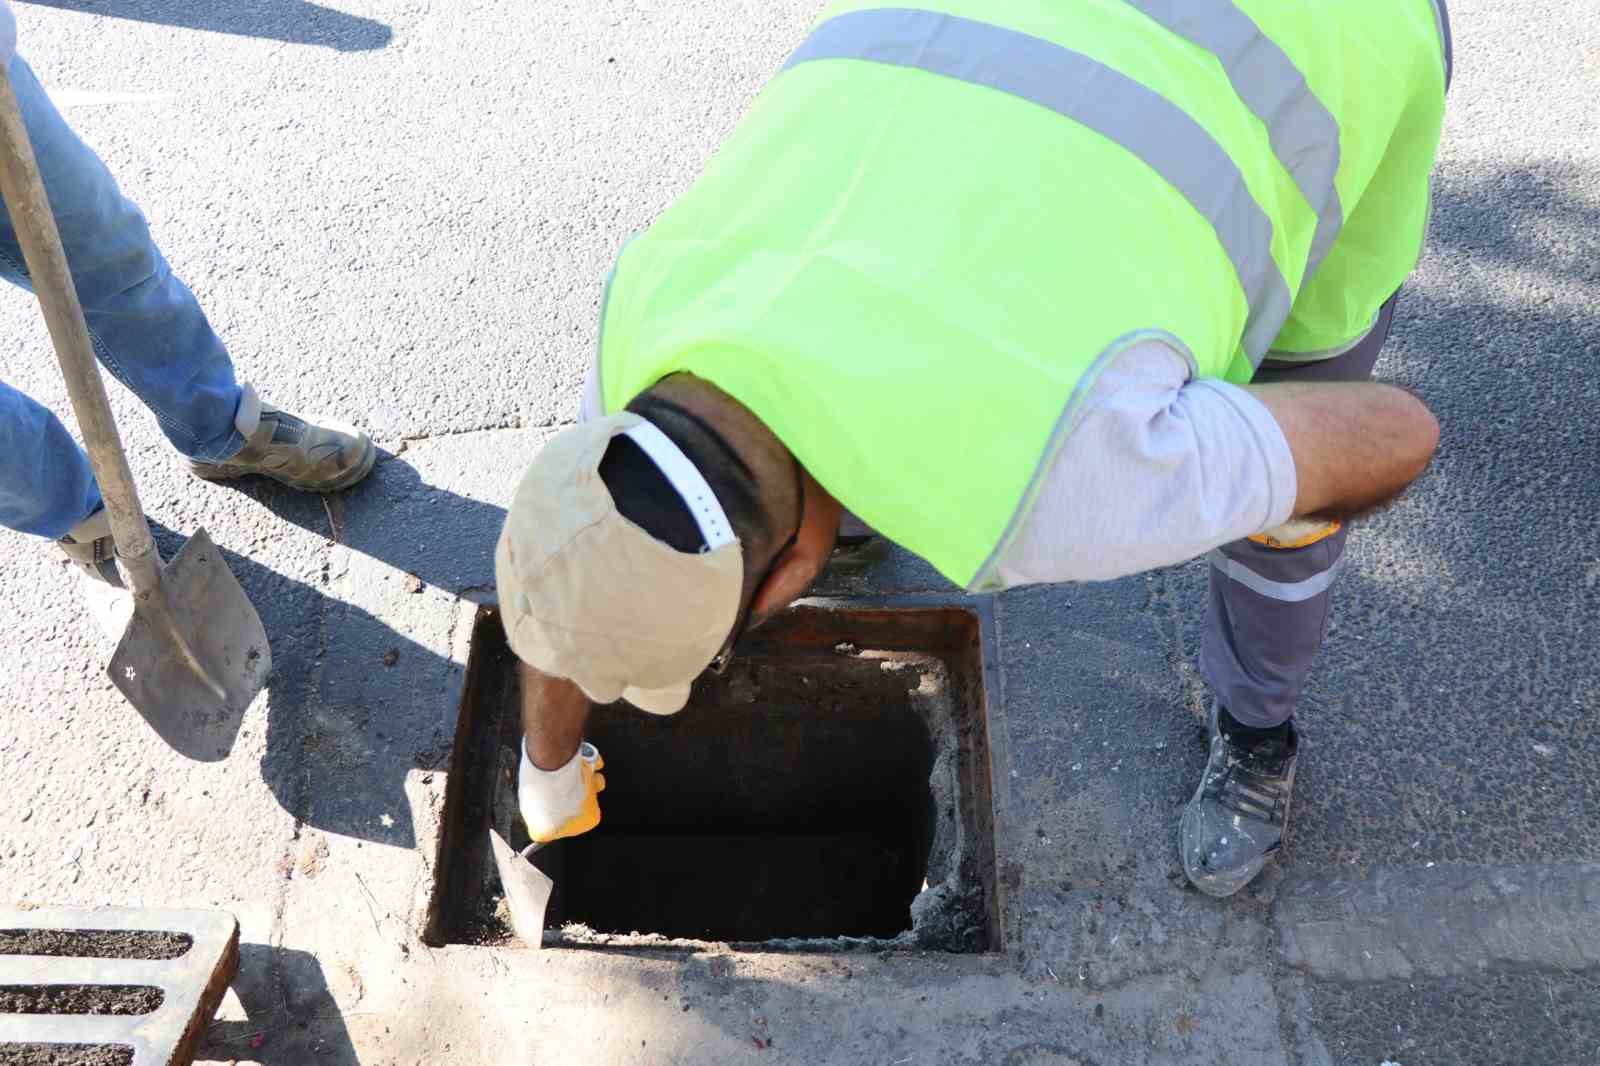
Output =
[{"x1": 1198, "y1": 292, "x2": 1402, "y2": 728}]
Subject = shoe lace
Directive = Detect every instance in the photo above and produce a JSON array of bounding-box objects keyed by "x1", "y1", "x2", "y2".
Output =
[
  {"x1": 264, "y1": 410, "x2": 308, "y2": 446},
  {"x1": 1205, "y1": 737, "x2": 1293, "y2": 826}
]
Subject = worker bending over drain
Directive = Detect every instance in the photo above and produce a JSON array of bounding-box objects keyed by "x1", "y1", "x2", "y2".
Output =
[{"x1": 497, "y1": 0, "x2": 1452, "y2": 899}]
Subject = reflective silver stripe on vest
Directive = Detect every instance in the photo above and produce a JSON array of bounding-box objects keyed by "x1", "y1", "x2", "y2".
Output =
[
  {"x1": 783, "y1": 7, "x2": 1293, "y2": 366},
  {"x1": 1208, "y1": 549, "x2": 1343, "y2": 603},
  {"x1": 1120, "y1": 0, "x2": 1344, "y2": 291}
]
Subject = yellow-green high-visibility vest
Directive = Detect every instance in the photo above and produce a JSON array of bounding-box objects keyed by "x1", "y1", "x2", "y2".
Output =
[{"x1": 597, "y1": 0, "x2": 1450, "y2": 591}]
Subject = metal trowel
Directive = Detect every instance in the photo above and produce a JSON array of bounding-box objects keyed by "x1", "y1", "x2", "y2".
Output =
[{"x1": 489, "y1": 829, "x2": 553, "y2": 949}]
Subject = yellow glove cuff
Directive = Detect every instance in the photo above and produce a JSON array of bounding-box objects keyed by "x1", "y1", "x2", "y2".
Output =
[{"x1": 1248, "y1": 519, "x2": 1342, "y2": 550}]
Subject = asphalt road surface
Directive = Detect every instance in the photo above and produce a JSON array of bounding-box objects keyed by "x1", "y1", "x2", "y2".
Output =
[{"x1": 0, "y1": 2, "x2": 1596, "y2": 1063}]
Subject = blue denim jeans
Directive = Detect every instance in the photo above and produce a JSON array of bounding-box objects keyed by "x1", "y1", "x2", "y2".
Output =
[{"x1": 0, "y1": 55, "x2": 243, "y2": 540}]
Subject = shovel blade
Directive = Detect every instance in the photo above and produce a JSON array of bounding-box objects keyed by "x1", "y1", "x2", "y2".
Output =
[
  {"x1": 489, "y1": 828, "x2": 553, "y2": 949},
  {"x1": 108, "y1": 527, "x2": 270, "y2": 762}
]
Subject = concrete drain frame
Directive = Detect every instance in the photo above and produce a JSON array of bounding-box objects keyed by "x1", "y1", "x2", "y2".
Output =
[{"x1": 422, "y1": 597, "x2": 1002, "y2": 954}]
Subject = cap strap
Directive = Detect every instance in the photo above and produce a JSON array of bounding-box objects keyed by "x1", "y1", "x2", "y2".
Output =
[{"x1": 623, "y1": 421, "x2": 737, "y2": 551}]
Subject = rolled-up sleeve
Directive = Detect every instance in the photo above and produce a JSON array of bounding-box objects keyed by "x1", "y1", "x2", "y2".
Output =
[{"x1": 992, "y1": 341, "x2": 1297, "y2": 587}]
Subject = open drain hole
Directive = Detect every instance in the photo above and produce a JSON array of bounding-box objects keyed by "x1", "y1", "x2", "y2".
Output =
[
  {"x1": 0, "y1": 1046, "x2": 134, "y2": 1066},
  {"x1": 427, "y1": 603, "x2": 999, "y2": 951},
  {"x1": 541, "y1": 654, "x2": 936, "y2": 941}
]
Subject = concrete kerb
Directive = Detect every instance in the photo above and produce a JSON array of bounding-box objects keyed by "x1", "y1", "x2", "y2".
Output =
[
  {"x1": 1274, "y1": 862, "x2": 1600, "y2": 982},
  {"x1": 404, "y1": 590, "x2": 486, "y2": 948}
]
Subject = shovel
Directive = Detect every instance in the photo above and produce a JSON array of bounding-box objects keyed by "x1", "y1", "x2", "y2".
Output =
[{"x1": 0, "y1": 67, "x2": 270, "y2": 761}]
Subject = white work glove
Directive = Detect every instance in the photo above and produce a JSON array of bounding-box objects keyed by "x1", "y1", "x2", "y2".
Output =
[{"x1": 518, "y1": 740, "x2": 605, "y2": 844}]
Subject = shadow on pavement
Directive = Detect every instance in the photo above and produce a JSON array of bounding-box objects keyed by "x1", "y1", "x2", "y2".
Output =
[
  {"x1": 196, "y1": 943, "x2": 361, "y2": 1064},
  {"x1": 1427, "y1": 161, "x2": 1600, "y2": 288},
  {"x1": 154, "y1": 449, "x2": 514, "y2": 850},
  {"x1": 18, "y1": 0, "x2": 393, "y2": 52},
  {"x1": 212, "y1": 447, "x2": 512, "y2": 598}
]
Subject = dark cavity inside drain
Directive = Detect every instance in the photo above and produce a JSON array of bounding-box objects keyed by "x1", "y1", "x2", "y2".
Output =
[
  {"x1": 544, "y1": 654, "x2": 935, "y2": 941},
  {"x1": 426, "y1": 604, "x2": 998, "y2": 951}
]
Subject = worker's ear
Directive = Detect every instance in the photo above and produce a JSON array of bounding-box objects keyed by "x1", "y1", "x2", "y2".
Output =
[{"x1": 749, "y1": 467, "x2": 842, "y2": 626}]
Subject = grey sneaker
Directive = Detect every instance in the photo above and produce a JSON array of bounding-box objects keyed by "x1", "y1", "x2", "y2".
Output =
[
  {"x1": 58, "y1": 508, "x2": 121, "y2": 587},
  {"x1": 1179, "y1": 702, "x2": 1299, "y2": 898},
  {"x1": 190, "y1": 385, "x2": 375, "y2": 493}
]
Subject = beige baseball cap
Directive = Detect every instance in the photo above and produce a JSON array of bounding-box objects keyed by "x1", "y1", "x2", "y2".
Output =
[{"x1": 494, "y1": 412, "x2": 743, "y2": 715}]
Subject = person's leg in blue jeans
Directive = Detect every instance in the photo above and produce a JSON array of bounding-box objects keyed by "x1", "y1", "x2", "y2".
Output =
[
  {"x1": 0, "y1": 55, "x2": 245, "y2": 467},
  {"x1": 0, "y1": 55, "x2": 374, "y2": 579},
  {"x1": 0, "y1": 378, "x2": 100, "y2": 538}
]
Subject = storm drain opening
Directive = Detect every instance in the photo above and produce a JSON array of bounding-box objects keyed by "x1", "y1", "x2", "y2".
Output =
[
  {"x1": 0, "y1": 907, "x2": 238, "y2": 1066},
  {"x1": 426, "y1": 602, "x2": 999, "y2": 952}
]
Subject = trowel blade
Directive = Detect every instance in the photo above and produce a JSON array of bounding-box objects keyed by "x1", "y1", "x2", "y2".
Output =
[{"x1": 489, "y1": 828, "x2": 553, "y2": 950}]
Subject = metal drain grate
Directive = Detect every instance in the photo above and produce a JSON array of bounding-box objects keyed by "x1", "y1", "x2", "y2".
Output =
[{"x1": 0, "y1": 908, "x2": 238, "y2": 1066}]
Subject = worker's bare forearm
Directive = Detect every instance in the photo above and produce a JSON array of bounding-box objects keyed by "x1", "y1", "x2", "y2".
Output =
[
  {"x1": 1245, "y1": 381, "x2": 1439, "y2": 521},
  {"x1": 518, "y1": 660, "x2": 590, "y2": 770}
]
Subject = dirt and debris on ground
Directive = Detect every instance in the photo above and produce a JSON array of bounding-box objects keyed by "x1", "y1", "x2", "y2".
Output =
[
  {"x1": 0, "y1": 1045, "x2": 133, "y2": 1066},
  {"x1": 0, "y1": 929, "x2": 190, "y2": 960},
  {"x1": 0, "y1": 984, "x2": 162, "y2": 1016}
]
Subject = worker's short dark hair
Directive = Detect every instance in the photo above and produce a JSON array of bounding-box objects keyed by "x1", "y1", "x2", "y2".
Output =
[{"x1": 597, "y1": 433, "x2": 705, "y2": 552}]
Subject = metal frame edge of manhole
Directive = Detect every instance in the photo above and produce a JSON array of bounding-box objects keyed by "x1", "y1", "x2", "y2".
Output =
[{"x1": 418, "y1": 592, "x2": 1009, "y2": 956}]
